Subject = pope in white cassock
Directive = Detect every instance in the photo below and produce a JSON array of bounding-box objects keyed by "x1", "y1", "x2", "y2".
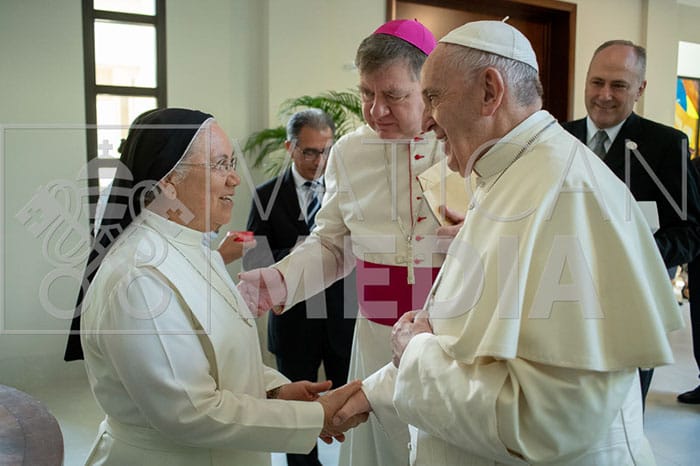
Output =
[{"x1": 333, "y1": 21, "x2": 684, "y2": 466}]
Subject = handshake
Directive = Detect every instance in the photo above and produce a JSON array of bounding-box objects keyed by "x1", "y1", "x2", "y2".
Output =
[{"x1": 273, "y1": 379, "x2": 372, "y2": 443}]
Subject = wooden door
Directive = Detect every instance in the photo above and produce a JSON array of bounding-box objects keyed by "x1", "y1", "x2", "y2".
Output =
[{"x1": 388, "y1": 0, "x2": 576, "y2": 121}]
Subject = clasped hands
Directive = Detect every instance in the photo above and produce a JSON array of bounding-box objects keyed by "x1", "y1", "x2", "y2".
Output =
[
  {"x1": 273, "y1": 379, "x2": 369, "y2": 443},
  {"x1": 262, "y1": 312, "x2": 433, "y2": 442},
  {"x1": 310, "y1": 310, "x2": 434, "y2": 436},
  {"x1": 239, "y1": 270, "x2": 434, "y2": 440}
]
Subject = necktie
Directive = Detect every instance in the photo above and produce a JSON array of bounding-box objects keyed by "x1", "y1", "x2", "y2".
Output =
[
  {"x1": 303, "y1": 181, "x2": 321, "y2": 228},
  {"x1": 589, "y1": 130, "x2": 609, "y2": 159}
]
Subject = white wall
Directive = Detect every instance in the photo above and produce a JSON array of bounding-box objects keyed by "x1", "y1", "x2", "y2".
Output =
[
  {"x1": 2, "y1": 0, "x2": 700, "y2": 388},
  {"x1": 1, "y1": 0, "x2": 88, "y2": 387},
  {"x1": 267, "y1": 0, "x2": 383, "y2": 126},
  {"x1": 566, "y1": 0, "x2": 645, "y2": 119},
  {"x1": 567, "y1": 0, "x2": 700, "y2": 125},
  {"x1": 166, "y1": 0, "x2": 271, "y2": 279},
  {"x1": 678, "y1": 41, "x2": 700, "y2": 76},
  {"x1": 0, "y1": 0, "x2": 382, "y2": 388}
]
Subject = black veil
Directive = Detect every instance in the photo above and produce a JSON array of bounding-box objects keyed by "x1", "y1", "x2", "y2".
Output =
[{"x1": 64, "y1": 108, "x2": 213, "y2": 361}]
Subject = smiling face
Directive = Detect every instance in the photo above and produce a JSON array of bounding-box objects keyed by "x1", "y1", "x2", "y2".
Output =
[
  {"x1": 167, "y1": 122, "x2": 240, "y2": 232},
  {"x1": 421, "y1": 46, "x2": 487, "y2": 176},
  {"x1": 585, "y1": 44, "x2": 646, "y2": 129},
  {"x1": 359, "y1": 60, "x2": 425, "y2": 139}
]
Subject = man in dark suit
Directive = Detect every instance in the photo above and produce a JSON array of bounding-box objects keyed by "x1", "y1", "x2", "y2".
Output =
[
  {"x1": 681, "y1": 158, "x2": 700, "y2": 404},
  {"x1": 243, "y1": 109, "x2": 357, "y2": 466},
  {"x1": 562, "y1": 40, "x2": 700, "y2": 407}
]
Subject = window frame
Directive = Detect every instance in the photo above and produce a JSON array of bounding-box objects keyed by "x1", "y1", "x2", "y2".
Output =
[{"x1": 81, "y1": 0, "x2": 166, "y2": 224}]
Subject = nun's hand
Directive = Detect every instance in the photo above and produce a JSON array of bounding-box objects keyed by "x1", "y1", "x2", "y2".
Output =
[{"x1": 218, "y1": 231, "x2": 256, "y2": 264}]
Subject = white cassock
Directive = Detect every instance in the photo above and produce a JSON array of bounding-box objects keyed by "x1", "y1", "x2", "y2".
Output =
[
  {"x1": 363, "y1": 111, "x2": 684, "y2": 465},
  {"x1": 81, "y1": 209, "x2": 323, "y2": 466},
  {"x1": 274, "y1": 124, "x2": 446, "y2": 466}
]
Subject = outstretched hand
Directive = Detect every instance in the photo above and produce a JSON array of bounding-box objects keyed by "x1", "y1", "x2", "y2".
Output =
[
  {"x1": 317, "y1": 380, "x2": 369, "y2": 443},
  {"x1": 237, "y1": 267, "x2": 287, "y2": 317}
]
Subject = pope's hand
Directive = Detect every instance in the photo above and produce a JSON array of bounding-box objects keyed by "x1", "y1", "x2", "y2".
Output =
[
  {"x1": 391, "y1": 310, "x2": 433, "y2": 367},
  {"x1": 317, "y1": 380, "x2": 369, "y2": 443},
  {"x1": 237, "y1": 268, "x2": 287, "y2": 317},
  {"x1": 331, "y1": 386, "x2": 371, "y2": 429}
]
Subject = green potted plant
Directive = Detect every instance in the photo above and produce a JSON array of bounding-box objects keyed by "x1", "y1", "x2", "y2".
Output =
[{"x1": 243, "y1": 90, "x2": 363, "y2": 175}]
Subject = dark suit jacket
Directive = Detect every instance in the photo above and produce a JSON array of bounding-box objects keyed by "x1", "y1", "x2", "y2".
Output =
[
  {"x1": 687, "y1": 158, "x2": 700, "y2": 372},
  {"x1": 243, "y1": 168, "x2": 356, "y2": 357},
  {"x1": 563, "y1": 113, "x2": 700, "y2": 267}
]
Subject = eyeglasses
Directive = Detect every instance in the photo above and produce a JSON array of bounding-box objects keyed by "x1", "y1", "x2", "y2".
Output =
[
  {"x1": 294, "y1": 146, "x2": 331, "y2": 161},
  {"x1": 180, "y1": 157, "x2": 238, "y2": 174}
]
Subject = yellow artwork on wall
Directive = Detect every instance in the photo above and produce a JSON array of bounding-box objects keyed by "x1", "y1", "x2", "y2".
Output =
[{"x1": 675, "y1": 77, "x2": 699, "y2": 159}]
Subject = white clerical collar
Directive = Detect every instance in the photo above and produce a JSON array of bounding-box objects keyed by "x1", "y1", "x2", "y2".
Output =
[
  {"x1": 141, "y1": 208, "x2": 208, "y2": 247},
  {"x1": 473, "y1": 110, "x2": 554, "y2": 180},
  {"x1": 585, "y1": 116, "x2": 624, "y2": 147}
]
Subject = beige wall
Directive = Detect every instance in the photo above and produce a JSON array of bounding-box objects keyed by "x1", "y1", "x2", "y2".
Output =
[
  {"x1": 267, "y1": 0, "x2": 383, "y2": 126},
  {"x1": 2, "y1": 0, "x2": 700, "y2": 387},
  {"x1": 0, "y1": 0, "x2": 382, "y2": 387},
  {"x1": 566, "y1": 0, "x2": 645, "y2": 119},
  {"x1": 567, "y1": 0, "x2": 700, "y2": 125},
  {"x1": 1, "y1": 0, "x2": 88, "y2": 386}
]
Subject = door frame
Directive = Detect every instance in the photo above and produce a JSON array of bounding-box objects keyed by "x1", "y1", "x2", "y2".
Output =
[{"x1": 387, "y1": 0, "x2": 576, "y2": 121}]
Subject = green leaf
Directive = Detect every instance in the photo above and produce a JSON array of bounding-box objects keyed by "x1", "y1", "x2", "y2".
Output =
[
  {"x1": 243, "y1": 89, "x2": 364, "y2": 175},
  {"x1": 242, "y1": 126, "x2": 287, "y2": 168}
]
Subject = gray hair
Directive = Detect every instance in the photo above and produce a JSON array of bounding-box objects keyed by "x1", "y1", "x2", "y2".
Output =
[
  {"x1": 355, "y1": 33, "x2": 428, "y2": 81},
  {"x1": 443, "y1": 44, "x2": 543, "y2": 107},
  {"x1": 593, "y1": 40, "x2": 646, "y2": 81},
  {"x1": 286, "y1": 108, "x2": 335, "y2": 141}
]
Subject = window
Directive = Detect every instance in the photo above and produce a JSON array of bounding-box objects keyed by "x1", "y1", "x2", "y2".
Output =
[{"x1": 82, "y1": 0, "x2": 166, "y2": 225}]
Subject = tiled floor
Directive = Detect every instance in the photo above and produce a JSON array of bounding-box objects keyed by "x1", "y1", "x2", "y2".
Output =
[
  {"x1": 17, "y1": 303, "x2": 700, "y2": 466},
  {"x1": 642, "y1": 301, "x2": 700, "y2": 466}
]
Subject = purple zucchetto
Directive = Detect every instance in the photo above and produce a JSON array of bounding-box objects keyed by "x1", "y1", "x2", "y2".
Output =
[{"x1": 373, "y1": 19, "x2": 437, "y2": 55}]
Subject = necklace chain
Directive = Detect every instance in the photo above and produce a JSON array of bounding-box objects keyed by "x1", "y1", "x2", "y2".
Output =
[
  {"x1": 429, "y1": 118, "x2": 557, "y2": 309},
  {"x1": 485, "y1": 119, "x2": 557, "y2": 193},
  {"x1": 150, "y1": 227, "x2": 254, "y2": 327}
]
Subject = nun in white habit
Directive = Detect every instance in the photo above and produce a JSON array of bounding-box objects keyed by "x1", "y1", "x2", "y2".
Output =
[{"x1": 78, "y1": 108, "x2": 366, "y2": 466}]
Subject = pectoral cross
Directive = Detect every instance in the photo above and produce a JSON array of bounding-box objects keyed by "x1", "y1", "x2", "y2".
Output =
[{"x1": 396, "y1": 235, "x2": 415, "y2": 285}]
